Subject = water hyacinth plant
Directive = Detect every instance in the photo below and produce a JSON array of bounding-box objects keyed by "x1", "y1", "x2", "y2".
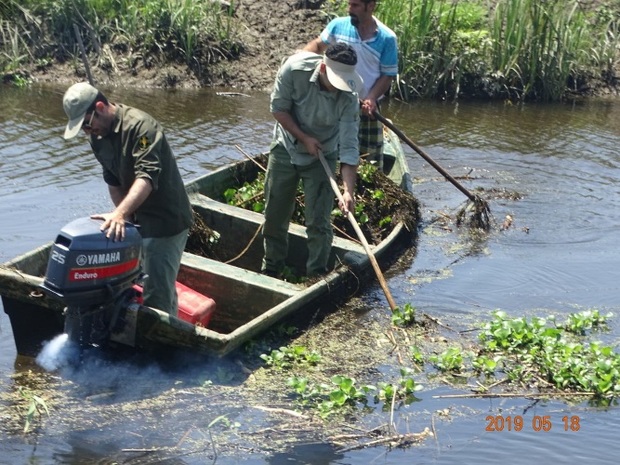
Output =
[
  {"x1": 260, "y1": 345, "x2": 321, "y2": 370},
  {"x1": 477, "y1": 309, "x2": 619, "y2": 398}
]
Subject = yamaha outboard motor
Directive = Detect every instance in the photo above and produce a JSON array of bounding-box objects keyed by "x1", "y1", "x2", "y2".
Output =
[{"x1": 41, "y1": 217, "x2": 143, "y2": 348}]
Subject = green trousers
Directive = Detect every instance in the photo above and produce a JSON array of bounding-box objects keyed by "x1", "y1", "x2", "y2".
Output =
[
  {"x1": 262, "y1": 143, "x2": 337, "y2": 277},
  {"x1": 141, "y1": 228, "x2": 189, "y2": 315}
]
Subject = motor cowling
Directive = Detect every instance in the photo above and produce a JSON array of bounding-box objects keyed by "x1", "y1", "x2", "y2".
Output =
[
  {"x1": 42, "y1": 217, "x2": 142, "y2": 305},
  {"x1": 41, "y1": 217, "x2": 143, "y2": 347}
]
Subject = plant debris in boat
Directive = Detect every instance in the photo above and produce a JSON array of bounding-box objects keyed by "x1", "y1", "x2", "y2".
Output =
[
  {"x1": 187, "y1": 156, "x2": 420, "y2": 261},
  {"x1": 186, "y1": 213, "x2": 222, "y2": 260}
]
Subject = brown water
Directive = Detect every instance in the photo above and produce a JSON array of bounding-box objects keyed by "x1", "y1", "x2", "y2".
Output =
[{"x1": 1, "y1": 84, "x2": 619, "y2": 464}]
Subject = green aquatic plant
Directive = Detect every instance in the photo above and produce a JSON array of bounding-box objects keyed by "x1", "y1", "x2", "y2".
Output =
[
  {"x1": 430, "y1": 347, "x2": 467, "y2": 373},
  {"x1": 472, "y1": 353, "x2": 502, "y2": 377},
  {"x1": 287, "y1": 375, "x2": 324, "y2": 405},
  {"x1": 410, "y1": 346, "x2": 424, "y2": 366},
  {"x1": 563, "y1": 308, "x2": 610, "y2": 335},
  {"x1": 375, "y1": 367, "x2": 423, "y2": 404},
  {"x1": 353, "y1": 202, "x2": 369, "y2": 225},
  {"x1": 378, "y1": 215, "x2": 392, "y2": 229},
  {"x1": 223, "y1": 172, "x2": 266, "y2": 213},
  {"x1": 478, "y1": 309, "x2": 619, "y2": 397},
  {"x1": 18, "y1": 386, "x2": 49, "y2": 433},
  {"x1": 357, "y1": 162, "x2": 378, "y2": 184},
  {"x1": 391, "y1": 303, "x2": 417, "y2": 327},
  {"x1": 287, "y1": 374, "x2": 376, "y2": 418},
  {"x1": 260, "y1": 345, "x2": 321, "y2": 370},
  {"x1": 317, "y1": 375, "x2": 375, "y2": 418}
]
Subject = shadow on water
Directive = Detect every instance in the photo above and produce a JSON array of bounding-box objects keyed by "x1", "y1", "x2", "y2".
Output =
[
  {"x1": 2, "y1": 85, "x2": 620, "y2": 464},
  {"x1": 267, "y1": 443, "x2": 344, "y2": 465}
]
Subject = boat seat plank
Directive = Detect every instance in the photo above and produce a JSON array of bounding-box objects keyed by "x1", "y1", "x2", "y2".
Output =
[
  {"x1": 189, "y1": 192, "x2": 368, "y2": 254},
  {"x1": 180, "y1": 252, "x2": 302, "y2": 295}
]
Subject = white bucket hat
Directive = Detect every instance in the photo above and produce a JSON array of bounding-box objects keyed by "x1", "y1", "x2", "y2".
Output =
[{"x1": 323, "y1": 43, "x2": 363, "y2": 94}]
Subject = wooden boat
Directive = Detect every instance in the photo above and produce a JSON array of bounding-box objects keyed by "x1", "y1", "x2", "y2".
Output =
[{"x1": 0, "y1": 128, "x2": 418, "y2": 358}]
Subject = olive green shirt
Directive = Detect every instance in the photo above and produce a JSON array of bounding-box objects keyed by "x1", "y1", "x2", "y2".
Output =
[
  {"x1": 90, "y1": 104, "x2": 193, "y2": 238},
  {"x1": 270, "y1": 51, "x2": 360, "y2": 166}
]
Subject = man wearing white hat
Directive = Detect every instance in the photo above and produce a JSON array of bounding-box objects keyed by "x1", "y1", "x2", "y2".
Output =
[
  {"x1": 262, "y1": 43, "x2": 363, "y2": 278},
  {"x1": 62, "y1": 83, "x2": 193, "y2": 316}
]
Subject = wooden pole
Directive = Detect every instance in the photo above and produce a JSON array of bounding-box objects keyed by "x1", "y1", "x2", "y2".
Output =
[
  {"x1": 372, "y1": 109, "x2": 477, "y2": 202},
  {"x1": 318, "y1": 153, "x2": 397, "y2": 310}
]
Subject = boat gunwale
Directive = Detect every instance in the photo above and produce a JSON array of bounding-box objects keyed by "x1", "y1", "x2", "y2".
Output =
[{"x1": 1, "y1": 133, "x2": 416, "y2": 356}]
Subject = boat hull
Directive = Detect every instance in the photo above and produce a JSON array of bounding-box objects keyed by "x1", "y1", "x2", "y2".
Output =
[{"x1": 1, "y1": 129, "x2": 417, "y2": 357}]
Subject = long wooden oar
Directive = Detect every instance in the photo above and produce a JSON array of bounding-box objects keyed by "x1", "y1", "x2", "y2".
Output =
[
  {"x1": 318, "y1": 152, "x2": 397, "y2": 310},
  {"x1": 372, "y1": 110, "x2": 491, "y2": 230}
]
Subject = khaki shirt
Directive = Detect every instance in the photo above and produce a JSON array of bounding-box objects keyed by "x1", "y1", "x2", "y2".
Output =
[
  {"x1": 90, "y1": 104, "x2": 193, "y2": 238},
  {"x1": 270, "y1": 51, "x2": 360, "y2": 166}
]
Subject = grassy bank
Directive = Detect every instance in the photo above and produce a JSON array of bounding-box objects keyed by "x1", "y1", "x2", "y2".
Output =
[
  {"x1": 373, "y1": 0, "x2": 620, "y2": 101},
  {"x1": 1, "y1": 0, "x2": 619, "y2": 101},
  {"x1": 0, "y1": 0, "x2": 242, "y2": 85}
]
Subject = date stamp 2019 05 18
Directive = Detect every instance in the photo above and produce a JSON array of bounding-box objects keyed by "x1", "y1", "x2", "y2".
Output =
[{"x1": 485, "y1": 415, "x2": 581, "y2": 432}]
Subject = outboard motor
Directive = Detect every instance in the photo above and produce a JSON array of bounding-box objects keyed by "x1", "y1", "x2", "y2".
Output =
[{"x1": 41, "y1": 217, "x2": 143, "y2": 348}]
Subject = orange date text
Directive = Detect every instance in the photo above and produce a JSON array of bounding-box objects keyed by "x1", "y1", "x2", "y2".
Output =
[{"x1": 485, "y1": 415, "x2": 581, "y2": 432}]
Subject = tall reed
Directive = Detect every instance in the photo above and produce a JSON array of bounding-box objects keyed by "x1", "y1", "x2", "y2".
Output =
[
  {"x1": 0, "y1": 22, "x2": 29, "y2": 72},
  {"x1": 378, "y1": 0, "x2": 489, "y2": 99},
  {"x1": 376, "y1": 0, "x2": 617, "y2": 101},
  {"x1": 490, "y1": 0, "x2": 589, "y2": 101},
  {"x1": 0, "y1": 0, "x2": 239, "y2": 76}
]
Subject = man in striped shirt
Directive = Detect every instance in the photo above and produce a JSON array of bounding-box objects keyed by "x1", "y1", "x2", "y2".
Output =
[{"x1": 304, "y1": 0, "x2": 398, "y2": 169}]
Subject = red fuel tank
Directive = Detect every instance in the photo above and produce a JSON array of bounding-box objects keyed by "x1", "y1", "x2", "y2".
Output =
[{"x1": 133, "y1": 282, "x2": 216, "y2": 327}]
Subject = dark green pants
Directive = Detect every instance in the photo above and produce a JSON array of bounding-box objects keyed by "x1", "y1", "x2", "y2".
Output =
[
  {"x1": 262, "y1": 144, "x2": 337, "y2": 277},
  {"x1": 142, "y1": 228, "x2": 188, "y2": 315}
]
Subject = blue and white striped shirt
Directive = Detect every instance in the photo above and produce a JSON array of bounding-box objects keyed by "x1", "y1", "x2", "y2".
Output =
[{"x1": 320, "y1": 16, "x2": 398, "y2": 98}]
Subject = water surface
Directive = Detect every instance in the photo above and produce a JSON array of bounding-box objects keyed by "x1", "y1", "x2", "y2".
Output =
[{"x1": 1, "y1": 84, "x2": 618, "y2": 464}]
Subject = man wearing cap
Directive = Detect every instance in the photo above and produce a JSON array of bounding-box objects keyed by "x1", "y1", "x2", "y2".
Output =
[
  {"x1": 62, "y1": 82, "x2": 193, "y2": 316},
  {"x1": 303, "y1": 0, "x2": 398, "y2": 169},
  {"x1": 262, "y1": 43, "x2": 363, "y2": 278}
]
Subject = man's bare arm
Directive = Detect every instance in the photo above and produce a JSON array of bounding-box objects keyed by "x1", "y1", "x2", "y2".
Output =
[{"x1": 303, "y1": 37, "x2": 328, "y2": 54}]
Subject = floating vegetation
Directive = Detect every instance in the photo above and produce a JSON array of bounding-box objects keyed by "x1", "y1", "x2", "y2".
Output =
[
  {"x1": 425, "y1": 309, "x2": 619, "y2": 402},
  {"x1": 223, "y1": 172, "x2": 267, "y2": 214},
  {"x1": 260, "y1": 345, "x2": 321, "y2": 370},
  {"x1": 477, "y1": 309, "x2": 618, "y2": 398},
  {"x1": 185, "y1": 211, "x2": 221, "y2": 259},
  {"x1": 18, "y1": 386, "x2": 49, "y2": 433},
  {"x1": 430, "y1": 347, "x2": 467, "y2": 373},
  {"x1": 221, "y1": 157, "x2": 419, "y2": 246},
  {"x1": 456, "y1": 195, "x2": 493, "y2": 231},
  {"x1": 391, "y1": 303, "x2": 417, "y2": 327}
]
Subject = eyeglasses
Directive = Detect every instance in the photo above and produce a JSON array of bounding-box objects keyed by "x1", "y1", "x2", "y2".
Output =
[{"x1": 82, "y1": 111, "x2": 95, "y2": 130}]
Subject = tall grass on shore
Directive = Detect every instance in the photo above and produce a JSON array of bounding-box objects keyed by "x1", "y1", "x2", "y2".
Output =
[
  {"x1": 0, "y1": 1, "x2": 39, "y2": 79},
  {"x1": 376, "y1": 0, "x2": 619, "y2": 101},
  {"x1": 490, "y1": 0, "x2": 588, "y2": 101},
  {"x1": 379, "y1": 0, "x2": 490, "y2": 100},
  {"x1": 1, "y1": 0, "x2": 619, "y2": 100},
  {"x1": 0, "y1": 0, "x2": 239, "y2": 81}
]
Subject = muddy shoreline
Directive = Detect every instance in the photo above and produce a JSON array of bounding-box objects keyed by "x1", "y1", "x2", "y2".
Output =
[{"x1": 12, "y1": 0, "x2": 620, "y2": 99}]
